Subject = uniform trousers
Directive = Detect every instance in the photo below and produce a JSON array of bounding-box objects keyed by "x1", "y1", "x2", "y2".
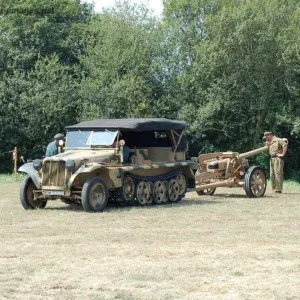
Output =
[{"x1": 270, "y1": 157, "x2": 284, "y2": 192}]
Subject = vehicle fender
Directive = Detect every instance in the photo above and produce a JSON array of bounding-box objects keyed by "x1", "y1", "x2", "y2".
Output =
[
  {"x1": 18, "y1": 162, "x2": 42, "y2": 189},
  {"x1": 181, "y1": 165, "x2": 195, "y2": 179},
  {"x1": 67, "y1": 163, "x2": 113, "y2": 189}
]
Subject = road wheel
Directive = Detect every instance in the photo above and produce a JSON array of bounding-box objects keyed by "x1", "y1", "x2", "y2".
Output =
[
  {"x1": 146, "y1": 182, "x2": 154, "y2": 205},
  {"x1": 136, "y1": 181, "x2": 150, "y2": 205},
  {"x1": 20, "y1": 177, "x2": 47, "y2": 210},
  {"x1": 122, "y1": 176, "x2": 135, "y2": 202},
  {"x1": 162, "y1": 181, "x2": 169, "y2": 203},
  {"x1": 244, "y1": 166, "x2": 266, "y2": 198},
  {"x1": 176, "y1": 174, "x2": 187, "y2": 196},
  {"x1": 168, "y1": 179, "x2": 180, "y2": 203},
  {"x1": 153, "y1": 181, "x2": 167, "y2": 204},
  {"x1": 82, "y1": 177, "x2": 109, "y2": 212},
  {"x1": 196, "y1": 188, "x2": 216, "y2": 196}
]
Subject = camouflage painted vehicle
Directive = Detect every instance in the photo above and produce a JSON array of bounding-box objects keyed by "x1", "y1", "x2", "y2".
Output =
[{"x1": 19, "y1": 118, "x2": 195, "y2": 212}]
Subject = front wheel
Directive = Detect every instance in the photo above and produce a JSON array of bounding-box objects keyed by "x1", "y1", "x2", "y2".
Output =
[
  {"x1": 20, "y1": 177, "x2": 47, "y2": 210},
  {"x1": 81, "y1": 177, "x2": 109, "y2": 212},
  {"x1": 244, "y1": 166, "x2": 266, "y2": 198}
]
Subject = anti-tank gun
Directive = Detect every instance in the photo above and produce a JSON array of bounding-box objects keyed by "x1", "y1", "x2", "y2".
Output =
[{"x1": 193, "y1": 145, "x2": 269, "y2": 197}]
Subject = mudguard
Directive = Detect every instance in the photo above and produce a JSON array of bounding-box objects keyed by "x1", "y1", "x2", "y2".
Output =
[
  {"x1": 67, "y1": 163, "x2": 109, "y2": 189},
  {"x1": 18, "y1": 162, "x2": 42, "y2": 189}
]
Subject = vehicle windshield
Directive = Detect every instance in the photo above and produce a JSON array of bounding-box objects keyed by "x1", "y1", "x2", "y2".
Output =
[{"x1": 66, "y1": 130, "x2": 118, "y2": 148}]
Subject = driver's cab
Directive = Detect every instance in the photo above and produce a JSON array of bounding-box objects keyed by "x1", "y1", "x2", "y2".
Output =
[
  {"x1": 64, "y1": 129, "x2": 130, "y2": 164},
  {"x1": 64, "y1": 126, "x2": 187, "y2": 165}
]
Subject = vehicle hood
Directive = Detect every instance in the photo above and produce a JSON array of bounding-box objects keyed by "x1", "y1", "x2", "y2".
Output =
[{"x1": 43, "y1": 149, "x2": 116, "y2": 164}]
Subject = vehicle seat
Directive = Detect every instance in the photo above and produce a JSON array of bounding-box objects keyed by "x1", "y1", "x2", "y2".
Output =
[{"x1": 131, "y1": 149, "x2": 149, "y2": 164}]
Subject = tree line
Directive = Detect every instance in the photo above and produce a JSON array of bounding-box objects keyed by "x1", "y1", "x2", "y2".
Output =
[{"x1": 0, "y1": 0, "x2": 299, "y2": 178}]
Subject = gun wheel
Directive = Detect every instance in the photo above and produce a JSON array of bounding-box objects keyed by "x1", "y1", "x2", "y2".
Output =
[
  {"x1": 168, "y1": 179, "x2": 180, "y2": 203},
  {"x1": 196, "y1": 188, "x2": 216, "y2": 196},
  {"x1": 136, "y1": 181, "x2": 150, "y2": 205},
  {"x1": 244, "y1": 166, "x2": 266, "y2": 198},
  {"x1": 122, "y1": 176, "x2": 135, "y2": 201},
  {"x1": 153, "y1": 181, "x2": 167, "y2": 204}
]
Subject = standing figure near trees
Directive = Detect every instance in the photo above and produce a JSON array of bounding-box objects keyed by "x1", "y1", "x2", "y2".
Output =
[
  {"x1": 263, "y1": 132, "x2": 288, "y2": 193},
  {"x1": 45, "y1": 133, "x2": 65, "y2": 157}
]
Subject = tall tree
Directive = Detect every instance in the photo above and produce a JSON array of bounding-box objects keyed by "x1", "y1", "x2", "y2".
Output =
[
  {"x1": 0, "y1": 0, "x2": 92, "y2": 73},
  {"x1": 163, "y1": 0, "x2": 300, "y2": 170},
  {"x1": 79, "y1": 1, "x2": 162, "y2": 119},
  {"x1": 0, "y1": 0, "x2": 92, "y2": 169}
]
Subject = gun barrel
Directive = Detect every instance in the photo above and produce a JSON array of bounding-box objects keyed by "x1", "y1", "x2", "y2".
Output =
[{"x1": 239, "y1": 146, "x2": 269, "y2": 159}]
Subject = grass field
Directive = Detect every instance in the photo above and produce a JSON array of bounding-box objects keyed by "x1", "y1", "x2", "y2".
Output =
[{"x1": 0, "y1": 178, "x2": 300, "y2": 300}]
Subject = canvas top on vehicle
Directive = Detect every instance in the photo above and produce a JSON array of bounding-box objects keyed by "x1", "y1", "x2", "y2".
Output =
[{"x1": 66, "y1": 118, "x2": 186, "y2": 131}]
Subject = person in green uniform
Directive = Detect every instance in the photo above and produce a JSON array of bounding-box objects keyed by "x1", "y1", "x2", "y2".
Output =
[
  {"x1": 263, "y1": 132, "x2": 288, "y2": 193},
  {"x1": 45, "y1": 133, "x2": 64, "y2": 157}
]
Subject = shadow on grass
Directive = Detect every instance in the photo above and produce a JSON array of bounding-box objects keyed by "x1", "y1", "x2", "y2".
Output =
[
  {"x1": 208, "y1": 193, "x2": 274, "y2": 199},
  {"x1": 278, "y1": 192, "x2": 300, "y2": 195},
  {"x1": 45, "y1": 191, "x2": 274, "y2": 213},
  {"x1": 37, "y1": 190, "x2": 275, "y2": 213},
  {"x1": 44, "y1": 197, "x2": 222, "y2": 213}
]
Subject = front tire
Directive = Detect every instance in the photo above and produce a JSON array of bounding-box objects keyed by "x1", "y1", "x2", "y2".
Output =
[
  {"x1": 81, "y1": 177, "x2": 109, "y2": 212},
  {"x1": 20, "y1": 177, "x2": 47, "y2": 210}
]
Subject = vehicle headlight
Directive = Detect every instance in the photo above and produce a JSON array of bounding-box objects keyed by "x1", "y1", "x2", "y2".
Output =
[
  {"x1": 33, "y1": 159, "x2": 42, "y2": 171},
  {"x1": 65, "y1": 160, "x2": 75, "y2": 172}
]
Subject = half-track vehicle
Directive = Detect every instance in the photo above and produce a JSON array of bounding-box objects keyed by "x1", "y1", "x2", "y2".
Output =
[{"x1": 19, "y1": 118, "x2": 195, "y2": 212}]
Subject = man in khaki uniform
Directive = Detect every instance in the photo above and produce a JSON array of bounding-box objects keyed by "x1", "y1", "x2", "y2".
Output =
[{"x1": 263, "y1": 132, "x2": 288, "y2": 193}]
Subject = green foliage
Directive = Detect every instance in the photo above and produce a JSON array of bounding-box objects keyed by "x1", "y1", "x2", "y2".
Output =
[
  {"x1": 0, "y1": 0, "x2": 300, "y2": 179},
  {"x1": 0, "y1": 55, "x2": 80, "y2": 163},
  {"x1": 0, "y1": 0, "x2": 92, "y2": 72},
  {"x1": 0, "y1": 0, "x2": 90, "y2": 169},
  {"x1": 79, "y1": 2, "x2": 162, "y2": 119},
  {"x1": 163, "y1": 0, "x2": 300, "y2": 177}
]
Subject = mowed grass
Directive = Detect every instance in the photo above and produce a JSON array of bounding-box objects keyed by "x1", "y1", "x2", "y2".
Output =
[
  {"x1": 0, "y1": 179, "x2": 300, "y2": 300},
  {"x1": 0, "y1": 173, "x2": 27, "y2": 184}
]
